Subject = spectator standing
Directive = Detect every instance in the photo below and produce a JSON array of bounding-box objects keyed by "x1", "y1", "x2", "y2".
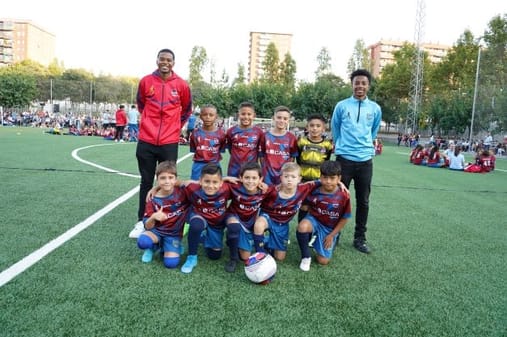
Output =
[
  {"x1": 102, "y1": 110, "x2": 111, "y2": 130},
  {"x1": 484, "y1": 132, "x2": 493, "y2": 151},
  {"x1": 186, "y1": 113, "x2": 197, "y2": 141},
  {"x1": 127, "y1": 104, "x2": 140, "y2": 142},
  {"x1": 129, "y1": 48, "x2": 192, "y2": 239},
  {"x1": 114, "y1": 105, "x2": 127, "y2": 142},
  {"x1": 331, "y1": 69, "x2": 382, "y2": 254}
]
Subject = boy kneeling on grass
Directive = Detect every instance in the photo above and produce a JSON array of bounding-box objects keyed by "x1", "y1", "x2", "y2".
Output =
[
  {"x1": 137, "y1": 161, "x2": 188, "y2": 268},
  {"x1": 296, "y1": 161, "x2": 351, "y2": 271}
]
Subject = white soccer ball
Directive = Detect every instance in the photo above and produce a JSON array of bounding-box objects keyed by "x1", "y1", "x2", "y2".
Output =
[{"x1": 244, "y1": 252, "x2": 277, "y2": 284}]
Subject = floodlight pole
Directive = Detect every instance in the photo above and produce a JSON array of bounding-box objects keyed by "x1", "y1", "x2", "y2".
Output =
[{"x1": 469, "y1": 38, "x2": 482, "y2": 152}]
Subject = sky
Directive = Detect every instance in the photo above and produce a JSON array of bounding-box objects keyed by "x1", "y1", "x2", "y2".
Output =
[{"x1": 2, "y1": 0, "x2": 505, "y2": 82}]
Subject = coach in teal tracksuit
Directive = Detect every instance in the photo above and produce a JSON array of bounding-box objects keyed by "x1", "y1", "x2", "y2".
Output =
[{"x1": 331, "y1": 69, "x2": 382, "y2": 254}]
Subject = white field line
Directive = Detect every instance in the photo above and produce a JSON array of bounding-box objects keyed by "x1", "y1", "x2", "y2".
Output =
[{"x1": 0, "y1": 143, "x2": 192, "y2": 287}]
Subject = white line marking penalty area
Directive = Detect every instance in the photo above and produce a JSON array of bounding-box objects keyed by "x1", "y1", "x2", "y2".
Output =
[{"x1": 0, "y1": 143, "x2": 192, "y2": 287}]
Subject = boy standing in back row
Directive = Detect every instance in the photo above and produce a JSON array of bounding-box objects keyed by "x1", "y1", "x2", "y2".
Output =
[
  {"x1": 296, "y1": 113, "x2": 334, "y2": 222},
  {"x1": 259, "y1": 106, "x2": 298, "y2": 185},
  {"x1": 189, "y1": 104, "x2": 226, "y2": 180},
  {"x1": 225, "y1": 101, "x2": 264, "y2": 177}
]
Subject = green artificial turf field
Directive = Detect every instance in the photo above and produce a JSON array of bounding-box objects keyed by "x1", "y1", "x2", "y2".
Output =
[{"x1": 0, "y1": 127, "x2": 505, "y2": 337}]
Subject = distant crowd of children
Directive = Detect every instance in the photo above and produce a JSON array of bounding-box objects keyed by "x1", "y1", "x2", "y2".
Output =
[
  {"x1": 133, "y1": 101, "x2": 352, "y2": 274},
  {"x1": 46, "y1": 104, "x2": 141, "y2": 142},
  {"x1": 409, "y1": 141, "x2": 496, "y2": 173}
]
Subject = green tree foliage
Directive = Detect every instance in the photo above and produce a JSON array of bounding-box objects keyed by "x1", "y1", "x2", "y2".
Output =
[
  {"x1": 232, "y1": 63, "x2": 246, "y2": 87},
  {"x1": 279, "y1": 53, "x2": 297, "y2": 90},
  {"x1": 47, "y1": 59, "x2": 65, "y2": 77},
  {"x1": 425, "y1": 14, "x2": 506, "y2": 136},
  {"x1": 375, "y1": 44, "x2": 417, "y2": 129},
  {"x1": 1, "y1": 13, "x2": 504, "y2": 137},
  {"x1": 193, "y1": 82, "x2": 234, "y2": 117},
  {"x1": 291, "y1": 74, "x2": 348, "y2": 121},
  {"x1": 477, "y1": 14, "x2": 507, "y2": 134},
  {"x1": 347, "y1": 39, "x2": 371, "y2": 74},
  {"x1": 315, "y1": 47, "x2": 332, "y2": 79},
  {"x1": 231, "y1": 82, "x2": 291, "y2": 118},
  {"x1": 0, "y1": 72, "x2": 37, "y2": 107},
  {"x1": 188, "y1": 46, "x2": 208, "y2": 87},
  {"x1": 261, "y1": 43, "x2": 280, "y2": 83},
  {"x1": 375, "y1": 43, "x2": 433, "y2": 131},
  {"x1": 426, "y1": 31, "x2": 478, "y2": 135}
]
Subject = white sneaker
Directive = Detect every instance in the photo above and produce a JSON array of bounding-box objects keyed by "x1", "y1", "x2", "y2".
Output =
[
  {"x1": 299, "y1": 257, "x2": 311, "y2": 272},
  {"x1": 129, "y1": 221, "x2": 145, "y2": 239}
]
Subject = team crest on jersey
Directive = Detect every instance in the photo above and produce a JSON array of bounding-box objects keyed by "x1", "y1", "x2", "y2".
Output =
[
  {"x1": 148, "y1": 85, "x2": 155, "y2": 96},
  {"x1": 171, "y1": 89, "x2": 178, "y2": 97}
]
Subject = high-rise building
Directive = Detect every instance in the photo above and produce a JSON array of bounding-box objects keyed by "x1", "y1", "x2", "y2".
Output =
[
  {"x1": 368, "y1": 39, "x2": 450, "y2": 77},
  {"x1": 248, "y1": 31, "x2": 292, "y2": 83},
  {"x1": 0, "y1": 18, "x2": 55, "y2": 67}
]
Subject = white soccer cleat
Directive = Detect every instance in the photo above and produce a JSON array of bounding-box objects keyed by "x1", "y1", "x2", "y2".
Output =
[
  {"x1": 299, "y1": 257, "x2": 311, "y2": 272},
  {"x1": 129, "y1": 221, "x2": 145, "y2": 239}
]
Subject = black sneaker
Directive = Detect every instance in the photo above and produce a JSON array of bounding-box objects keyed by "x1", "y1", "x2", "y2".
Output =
[
  {"x1": 225, "y1": 260, "x2": 238, "y2": 273},
  {"x1": 353, "y1": 239, "x2": 371, "y2": 254}
]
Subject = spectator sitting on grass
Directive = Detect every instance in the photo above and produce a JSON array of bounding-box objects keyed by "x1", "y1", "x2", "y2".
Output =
[
  {"x1": 410, "y1": 144, "x2": 426, "y2": 165},
  {"x1": 426, "y1": 144, "x2": 444, "y2": 168}
]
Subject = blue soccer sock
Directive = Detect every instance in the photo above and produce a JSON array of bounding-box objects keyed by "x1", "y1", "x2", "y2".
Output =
[
  {"x1": 226, "y1": 222, "x2": 240, "y2": 261},
  {"x1": 253, "y1": 234, "x2": 266, "y2": 253},
  {"x1": 188, "y1": 217, "x2": 206, "y2": 255},
  {"x1": 296, "y1": 231, "x2": 312, "y2": 258}
]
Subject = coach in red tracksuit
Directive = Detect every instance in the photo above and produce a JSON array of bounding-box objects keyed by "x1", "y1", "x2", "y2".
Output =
[{"x1": 129, "y1": 48, "x2": 193, "y2": 239}]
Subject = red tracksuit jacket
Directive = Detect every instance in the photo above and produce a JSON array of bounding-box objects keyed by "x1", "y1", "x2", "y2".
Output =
[{"x1": 137, "y1": 70, "x2": 192, "y2": 145}]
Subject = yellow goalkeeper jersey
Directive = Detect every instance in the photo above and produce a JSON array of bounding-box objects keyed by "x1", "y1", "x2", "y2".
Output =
[{"x1": 297, "y1": 136, "x2": 334, "y2": 181}]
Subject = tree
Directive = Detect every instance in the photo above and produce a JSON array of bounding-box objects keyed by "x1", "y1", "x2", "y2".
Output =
[
  {"x1": 188, "y1": 46, "x2": 208, "y2": 86},
  {"x1": 279, "y1": 53, "x2": 297, "y2": 90},
  {"x1": 208, "y1": 59, "x2": 216, "y2": 85},
  {"x1": 231, "y1": 63, "x2": 246, "y2": 87},
  {"x1": 261, "y1": 43, "x2": 280, "y2": 83},
  {"x1": 426, "y1": 30, "x2": 478, "y2": 135},
  {"x1": 375, "y1": 43, "x2": 432, "y2": 132},
  {"x1": 315, "y1": 47, "x2": 332, "y2": 79},
  {"x1": 478, "y1": 14, "x2": 507, "y2": 134},
  {"x1": 47, "y1": 59, "x2": 65, "y2": 77},
  {"x1": 231, "y1": 81, "x2": 291, "y2": 118},
  {"x1": 0, "y1": 72, "x2": 37, "y2": 107},
  {"x1": 347, "y1": 39, "x2": 371, "y2": 74},
  {"x1": 291, "y1": 74, "x2": 348, "y2": 121}
]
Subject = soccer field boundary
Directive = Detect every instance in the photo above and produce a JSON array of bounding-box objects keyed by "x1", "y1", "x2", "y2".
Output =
[
  {"x1": 71, "y1": 143, "x2": 141, "y2": 178},
  {"x1": 0, "y1": 144, "x2": 193, "y2": 287}
]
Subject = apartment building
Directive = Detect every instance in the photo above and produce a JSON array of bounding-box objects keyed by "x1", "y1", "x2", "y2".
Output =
[
  {"x1": 248, "y1": 31, "x2": 292, "y2": 83},
  {"x1": 369, "y1": 39, "x2": 450, "y2": 77},
  {"x1": 0, "y1": 18, "x2": 55, "y2": 67}
]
